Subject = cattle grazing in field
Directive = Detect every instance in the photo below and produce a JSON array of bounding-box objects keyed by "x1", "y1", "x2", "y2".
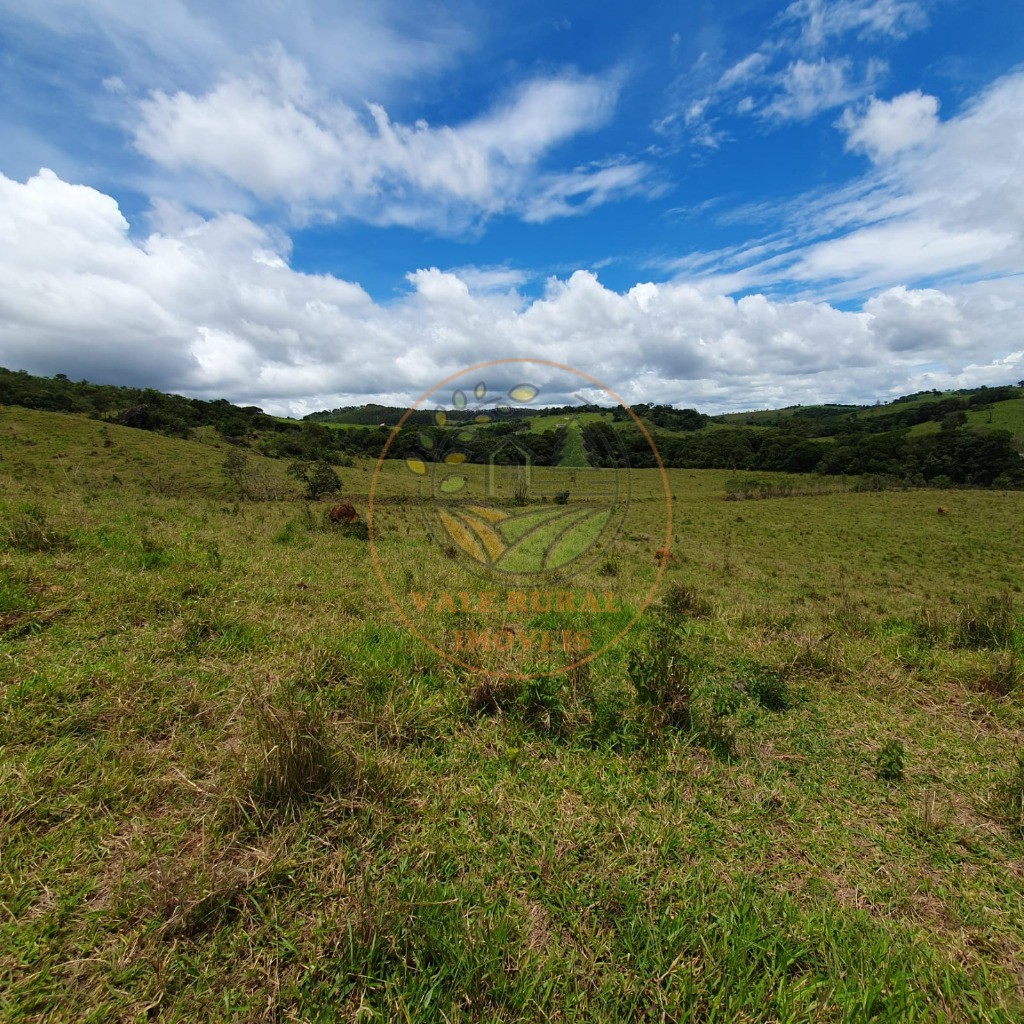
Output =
[
  {"x1": 328, "y1": 501, "x2": 358, "y2": 525},
  {"x1": 937, "y1": 506, "x2": 949, "y2": 516}
]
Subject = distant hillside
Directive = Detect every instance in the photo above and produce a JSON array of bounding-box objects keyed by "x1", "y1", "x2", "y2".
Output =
[
  {"x1": 0, "y1": 366, "x2": 365, "y2": 467},
  {"x1": 0, "y1": 404, "x2": 290, "y2": 499},
  {"x1": 303, "y1": 404, "x2": 438, "y2": 427},
  {"x1": 1, "y1": 366, "x2": 1021, "y2": 487},
  {"x1": 0, "y1": 365, "x2": 275, "y2": 438}
]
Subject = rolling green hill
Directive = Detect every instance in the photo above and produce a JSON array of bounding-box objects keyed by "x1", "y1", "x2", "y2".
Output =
[
  {"x1": 2, "y1": 368, "x2": 1021, "y2": 490},
  {"x1": 716, "y1": 403, "x2": 860, "y2": 425},
  {"x1": 713, "y1": 387, "x2": 1024, "y2": 439},
  {"x1": 555, "y1": 420, "x2": 591, "y2": 468},
  {"x1": 0, "y1": 405, "x2": 245, "y2": 497},
  {"x1": 966, "y1": 396, "x2": 1024, "y2": 438},
  {"x1": 526, "y1": 411, "x2": 613, "y2": 433}
]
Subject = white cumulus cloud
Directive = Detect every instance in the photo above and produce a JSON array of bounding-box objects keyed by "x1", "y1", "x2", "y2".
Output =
[
  {"x1": 133, "y1": 48, "x2": 646, "y2": 230},
  {"x1": 1, "y1": 168, "x2": 1022, "y2": 416},
  {"x1": 839, "y1": 89, "x2": 939, "y2": 162}
]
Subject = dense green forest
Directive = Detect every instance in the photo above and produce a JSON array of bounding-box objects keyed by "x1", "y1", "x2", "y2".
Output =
[
  {"x1": 583, "y1": 418, "x2": 1023, "y2": 486},
  {"x1": 1, "y1": 366, "x2": 1021, "y2": 487},
  {"x1": 0, "y1": 366, "x2": 275, "y2": 437}
]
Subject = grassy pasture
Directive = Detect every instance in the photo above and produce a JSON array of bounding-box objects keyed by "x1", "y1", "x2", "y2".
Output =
[
  {"x1": 2, "y1": 406, "x2": 1024, "y2": 1021},
  {"x1": 908, "y1": 400, "x2": 1024, "y2": 443},
  {"x1": 716, "y1": 390, "x2": 1019, "y2": 430},
  {"x1": 965, "y1": 399, "x2": 1024, "y2": 441},
  {"x1": 555, "y1": 420, "x2": 590, "y2": 468},
  {"x1": 525, "y1": 411, "x2": 613, "y2": 433},
  {"x1": 716, "y1": 404, "x2": 859, "y2": 424},
  {"x1": 318, "y1": 420, "x2": 385, "y2": 432}
]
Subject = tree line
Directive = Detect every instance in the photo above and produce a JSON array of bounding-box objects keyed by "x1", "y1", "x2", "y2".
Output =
[
  {"x1": 2, "y1": 366, "x2": 1020, "y2": 487},
  {"x1": 582, "y1": 422, "x2": 1023, "y2": 487}
]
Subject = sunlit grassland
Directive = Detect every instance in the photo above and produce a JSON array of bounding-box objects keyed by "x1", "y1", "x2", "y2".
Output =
[
  {"x1": 907, "y1": 400, "x2": 1024, "y2": 442},
  {"x1": 525, "y1": 411, "x2": 612, "y2": 433},
  {"x1": 2, "y1": 406, "x2": 1024, "y2": 1022},
  {"x1": 716, "y1": 404, "x2": 855, "y2": 423},
  {"x1": 318, "y1": 420, "x2": 387, "y2": 432},
  {"x1": 717, "y1": 391, "x2": 981, "y2": 427},
  {"x1": 964, "y1": 397, "x2": 1024, "y2": 440},
  {"x1": 555, "y1": 420, "x2": 590, "y2": 468}
]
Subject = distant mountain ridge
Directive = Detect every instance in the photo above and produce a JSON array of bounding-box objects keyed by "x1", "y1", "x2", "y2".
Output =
[{"x1": 1, "y1": 366, "x2": 1021, "y2": 487}]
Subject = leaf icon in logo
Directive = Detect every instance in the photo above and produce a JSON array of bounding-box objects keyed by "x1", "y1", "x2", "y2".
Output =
[
  {"x1": 542, "y1": 509, "x2": 611, "y2": 570},
  {"x1": 440, "y1": 474, "x2": 466, "y2": 494},
  {"x1": 497, "y1": 507, "x2": 611, "y2": 573},
  {"x1": 406, "y1": 457, "x2": 427, "y2": 476},
  {"x1": 432, "y1": 502, "x2": 610, "y2": 575},
  {"x1": 438, "y1": 508, "x2": 507, "y2": 563},
  {"x1": 508, "y1": 383, "x2": 538, "y2": 403}
]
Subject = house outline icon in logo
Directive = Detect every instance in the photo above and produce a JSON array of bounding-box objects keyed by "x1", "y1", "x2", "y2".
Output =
[{"x1": 485, "y1": 435, "x2": 535, "y2": 498}]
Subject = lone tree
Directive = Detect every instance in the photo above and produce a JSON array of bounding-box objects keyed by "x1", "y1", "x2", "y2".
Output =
[
  {"x1": 221, "y1": 448, "x2": 279, "y2": 500},
  {"x1": 221, "y1": 448, "x2": 250, "y2": 495},
  {"x1": 287, "y1": 459, "x2": 341, "y2": 500}
]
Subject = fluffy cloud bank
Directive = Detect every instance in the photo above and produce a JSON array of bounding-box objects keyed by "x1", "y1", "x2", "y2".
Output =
[
  {"x1": 1, "y1": 168, "x2": 1021, "y2": 415},
  {"x1": 132, "y1": 49, "x2": 647, "y2": 230}
]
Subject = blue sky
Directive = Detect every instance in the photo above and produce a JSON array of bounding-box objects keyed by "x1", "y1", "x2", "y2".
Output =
[{"x1": 0, "y1": 0, "x2": 1022, "y2": 413}]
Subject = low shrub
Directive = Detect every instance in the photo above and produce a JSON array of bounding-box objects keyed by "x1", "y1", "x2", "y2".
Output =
[
  {"x1": 467, "y1": 675, "x2": 520, "y2": 716},
  {"x1": 691, "y1": 682, "x2": 744, "y2": 760},
  {"x1": 746, "y1": 668, "x2": 791, "y2": 712},
  {"x1": 3, "y1": 504, "x2": 71, "y2": 553},
  {"x1": 247, "y1": 684, "x2": 349, "y2": 807},
  {"x1": 628, "y1": 635, "x2": 693, "y2": 731},
  {"x1": 969, "y1": 653, "x2": 1020, "y2": 696},
  {"x1": 660, "y1": 582, "x2": 713, "y2": 621},
  {"x1": 273, "y1": 519, "x2": 300, "y2": 545},
  {"x1": 338, "y1": 519, "x2": 370, "y2": 541},
  {"x1": 875, "y1": 739, "x2": 907, "y2": 782},
  {"x1": 952, "y1": 593, "x2": 1016, "y2": 650},
  {"x1": 518, "y1": 675, "x2": 565, "y2": 734}
]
